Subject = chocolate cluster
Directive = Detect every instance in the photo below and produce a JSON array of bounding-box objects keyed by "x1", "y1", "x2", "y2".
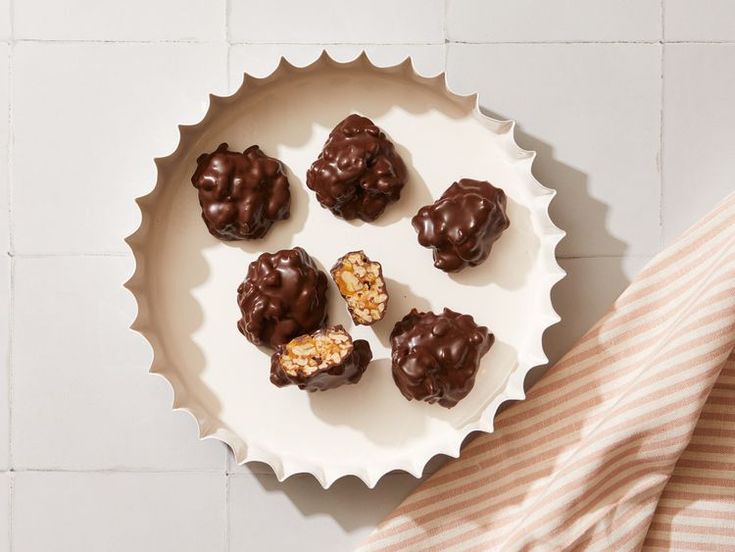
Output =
[
  {"x1": 237, "y1": 247, "x2": 328, "y2": 348},
  {"x1": 390, "y1": 308, "x2": 493, "y2": 408},
  {"x1": 270, "y1": 326, "x2": 373, "y2": 392},
  {"x1": 412, "y1": 179, "x2": 510, "y2": 272},
  {"x1": 192, "y1": 143, "x2": 291, "y2": 240},
  {"x1": 306, "y1": 114, "x2": 408, "y2": 222}
]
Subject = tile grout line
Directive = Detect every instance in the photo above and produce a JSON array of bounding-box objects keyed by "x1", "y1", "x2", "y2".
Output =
[
  {"x1": 5, "y1": 0, "x2": 13, "y2": 257},
  {"x1": 225, "y1": 46, "x2": 231, "y2": 94},
  {"x1": 10, "y1": 251, "x2": 130, "y2": 258},
  {"x1": 666, "y1": 39, "x2": 735, "y2": 44},
  {"x1": 4, "y1": 45, "x2": 11, "y2": 257},
  {"x1": 7, "y1": 471, "x2": 12, "y2": 552},
  {"x1": 10, "y1": 467, "x2": 227, "y2": 474},
  {"x1": 443, "y1": 0, "x2": 450, "y2": 71},
  {"x1": 443, "y1": 0, "x2": 449, "y2": 43},
  {"x1": 448, "y1": 40, "x2": 735, "y2": 45},
  {"x1": 7, "y1": 0, "x2": 13, "y2": 40},
  {"x1": 659, "y1": 50, "x2": 665, "y2": 249},
  {"x1": 13, "y1": 38, "x2": 221, "y2": 45},
  {"x1": 3, "y1": 38, "x2": 735, "y2": 46},
  {"x1": 660, "y1": 0, "x2": 666, "y2": 43},
  {"x1": 224, "y1": 472, "x2": 231, "y2": 552},
  {"x1": 222, "y1": 4, "x2": 233, "y2": 546},
  {"x1": 448, "y1": 39, "x2": 663, "y2": 45},
  {"x1": 224, "y1": 0, "x2": 231, "y2": 94},
  {"x1": 223, "y1": 0, "x2": 229, "y2": 43},
  {"x1": 7, "y1": 1, "x2": 14, "y2": 548},
  {"x1": 6, "y1": 257, "x2": 12, "y2": 467},
  {"x1": 6, "y1": 258, "x2": 12, "y2": 552},
  {"x1": 443, "y1": 42, "x2": 449, "y2": 76},
  {"x1": 658, "y1": 0, "x2": 666, "y2": 248},
  {"x1": 12, "y1": 38, "x2": 447, "y2": 46}
]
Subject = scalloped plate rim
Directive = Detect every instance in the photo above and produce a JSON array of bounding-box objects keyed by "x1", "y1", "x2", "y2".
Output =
[{"x1": 124, "y1": 50, "x2": 566, "y2": 489}]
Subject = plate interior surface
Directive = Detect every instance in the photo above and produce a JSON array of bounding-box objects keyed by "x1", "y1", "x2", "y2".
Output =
[{"x1": 133, "y1": 58, "x2": 561, "y2": 485}]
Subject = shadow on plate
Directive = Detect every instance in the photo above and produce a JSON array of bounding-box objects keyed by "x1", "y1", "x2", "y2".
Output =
[
  {"x1": 308, "y1": 358, "x2": 429, "y2": 446},
  {"x1": 372, "y1": 277, "x2": 432, "y2": 349},
  {"x1": 477, "y1": 105, "x2": 629, "y2": 390},
  {"x1": 449, "y1": 198, "x2": 539, "y2": 290}
]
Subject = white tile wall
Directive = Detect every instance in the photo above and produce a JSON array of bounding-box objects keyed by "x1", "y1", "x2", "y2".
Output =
[
  {"x1": 229, "y1": 472, "x2": 419, "y2": 552},
  {"x1": 228, "y1": 43, "x2": 445, "y2": 85},
  {"x1": 0, "y1": 39, "x2": 8, "y2": 473},
  {"x1": 545, "y1": 256, "x2": 651, "y2": 364},
  {"x1": 0, "y1": 257, "x2": 8, "y2": 470},
  {"x1": 665, "y1": 0, "x2": 735, "y2": 42},
  {"x1": 447, "y1": 0, "x2": 662, "y2": 43},
  {"x1": 228, "y1": 0, "x2": 445, "y2": 44},
  {"x1": 12, "y1": 472, "x2": 225, "y2": 552},
  {"x1": 0, "y1": 43, "x2": 8, "y2": 253},
  {"x1": 0, "y1": 473, "x2": 8, "y2": 551},
  {"x1": 13, "y1": 0, "x2": 226, "y2": 41},
  {"x1": 0, "y1": 0, "x2": 9, "y2": 41},
  {"x1": 662, "y1": 44, "x2": 735, "y2": 243},
  {"x1": 12, "y1": 256, "x2": 226, "y2": 470},
  {"x1": 447, "y1": 43, "x2": 662, "y2": 257},
  {"x1": 1, "y1": 1, "x2": 734, "y2": 550},
  {"x1": 11, "y1": 42, "x2": 227, "y2": 255}
]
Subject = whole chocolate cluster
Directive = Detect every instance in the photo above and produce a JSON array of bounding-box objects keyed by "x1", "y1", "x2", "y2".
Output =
[
  {"x1": 192, "y1": 143, "x2": 291, "y2": 240},
  {"x1": 306, "y1": 114, "x2": 408, "y2": 222},
  {"x1": 270, "y1": 326, "x2": 373, "y2": 392},
  {"x1": 237, "y1": 247, "x2": 328, "y2": 348},
  {"x1": 390, "y1": 308, "x2": 493, "y2": 408},
  {"x1": 412, "y1": 179, "x2": 510, "y2": 272}
]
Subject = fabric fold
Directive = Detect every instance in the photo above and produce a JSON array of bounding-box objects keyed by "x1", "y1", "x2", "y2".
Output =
[{"x1": 360, "y1": 192, "x2": 735, "y2": 552}]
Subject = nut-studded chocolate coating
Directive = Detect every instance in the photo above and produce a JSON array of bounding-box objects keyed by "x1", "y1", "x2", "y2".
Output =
[
  {"x1": 237, "y1": 247, "x2": 328, "y2": 348},
  {"x1": 270, "y1": 325, "x2": 373, "y2": 392},
  {"x1": 412, "y1": 179, "x2": 510, "y2": 272},
  {"x1": 390, "y1": 308, "x2": 493, "y2": 408},
  {"x1": 306, "y1": 114, "x2": 408, "y2": 222},
  {"x1": 191, "y1": 143, "x2": 290, "y2": 240}
]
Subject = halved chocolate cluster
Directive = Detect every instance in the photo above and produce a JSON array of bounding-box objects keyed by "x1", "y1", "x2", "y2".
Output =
[
  {"x1": 331, "y1": 250, "x2": 388, "y2": 326},
  {"x1": 270, "y1": 326, "x2": 373, "y2": 392}
]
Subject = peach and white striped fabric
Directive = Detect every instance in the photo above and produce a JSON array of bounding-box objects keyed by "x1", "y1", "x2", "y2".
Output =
[{"x1": 360, "y1": 191, "x2": 735, "y2": 552}]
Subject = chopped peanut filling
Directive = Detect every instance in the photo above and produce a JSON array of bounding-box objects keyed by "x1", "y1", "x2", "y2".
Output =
[
  {"x1": 279, "y1": 328, "x2": 352, "y2": 377},
  {"x1": 332, "y1": 251, "x2": 388, "y2": 324}
]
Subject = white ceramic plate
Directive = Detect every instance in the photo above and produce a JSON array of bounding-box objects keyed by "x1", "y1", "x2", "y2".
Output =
[{"x1": 126, "y1": 53, "x2": 565, "y2": 488}]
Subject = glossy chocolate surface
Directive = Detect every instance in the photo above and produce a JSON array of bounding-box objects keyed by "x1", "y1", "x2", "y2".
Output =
[
  {"x1": 270, "y1": 326, "x2": 373, "y2": 392},
  {"x1": 412, "y1": 179, "x2": 509, "y2": 272},
  {"x1": 390, "y1": 308, "x2": 493, "y2": 408},
  {"x1": 192, "y1": 143, "x2": 290, "y2": 240},
  {"x1": 237, "y1": 247, "x2": 328, "y2": 348},
  {"x1": 306, "y1": 114, "x2": 407, "y2": 222}
]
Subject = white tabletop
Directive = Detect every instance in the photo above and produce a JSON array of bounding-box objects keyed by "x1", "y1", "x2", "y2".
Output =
[{"x1": 1, "y1": 1, "x2": 734, "y2": 550}]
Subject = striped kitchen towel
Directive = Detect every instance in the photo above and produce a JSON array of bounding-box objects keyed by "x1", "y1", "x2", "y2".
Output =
[{"x1": 360, "y1": 191, "x2": 735, "y2": 552}]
